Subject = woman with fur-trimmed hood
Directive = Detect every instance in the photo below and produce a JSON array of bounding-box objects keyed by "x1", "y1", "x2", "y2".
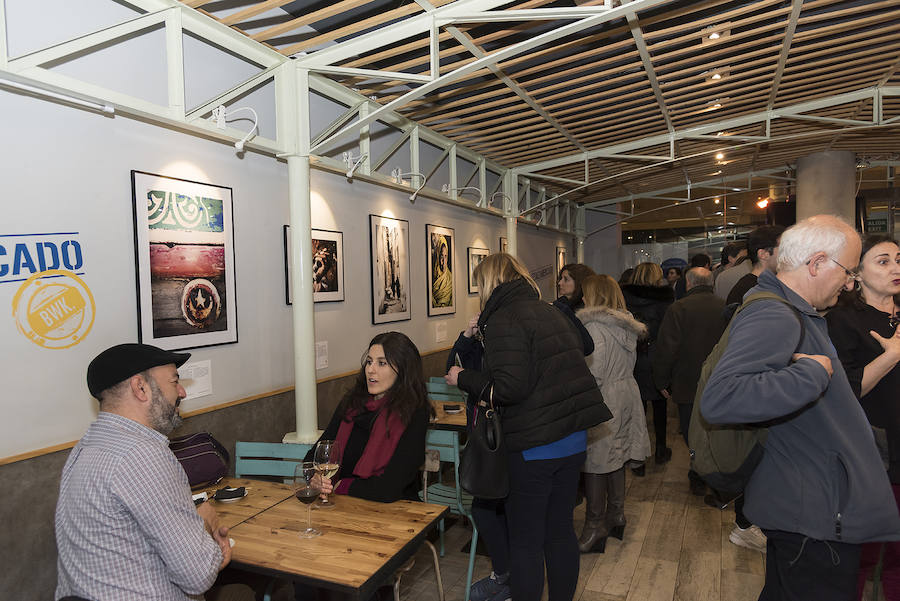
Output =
[{"x1": 576, "y1": 274, "x2": 652, "y2": 553}]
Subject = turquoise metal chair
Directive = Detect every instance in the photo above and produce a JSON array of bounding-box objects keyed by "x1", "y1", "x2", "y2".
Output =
[
  {"x1": 234, "y1": 441, "x2": 312, "y2": 482},
  {"x1": 421, "y1": 428, "x2": 479, "y2": 601},
  {"x1": 233, "y1": 441, "x2": 313, "y2": 600}
]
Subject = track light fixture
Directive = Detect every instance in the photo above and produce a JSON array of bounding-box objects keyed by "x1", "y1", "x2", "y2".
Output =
[
  {"x1": 342, "y1": 152, "x2": 368, "y2": 179},
  {"x1": 211, "y1": 105, "x2": 259, "y2": 153},
  {"x1": 390, "y1": 168, "x2": 427, "y2": 201}
]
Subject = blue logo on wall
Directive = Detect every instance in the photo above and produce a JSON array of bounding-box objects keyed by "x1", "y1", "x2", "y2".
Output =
[{"x1": 0, "y1": 233, "x2": 85, "y2": 284}]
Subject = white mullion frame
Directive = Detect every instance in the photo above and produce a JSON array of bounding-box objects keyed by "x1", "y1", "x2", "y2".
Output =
[
  {"x1": 521, "y1": 87, "x2": 882, "y2": 173},
  {"x1": 307, "y1": 66, "x2": 431, "y2": 83},
  {"x1": 185, "y1": 65, "x2": 281, "y2": 122},
  {"x1": 308, "y1": 0, "x2": 675, "y2": 154},
  {"x1": 7, "y1": 10, "x2": 169, "y2": 71},
  {"x1": 371, "y1": 126, "x2": 413, "y2": 172},
  {"x1": 0, "y1": 0, "x2": 9, "y2": 69},
  {"x1": 308, "y1": 100, "x2": 367, "y2": 149},
  {"x1": 165, "y1": 7, "x2": 185, "y2": 119}
]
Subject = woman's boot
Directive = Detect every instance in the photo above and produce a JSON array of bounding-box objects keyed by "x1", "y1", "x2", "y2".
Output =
[
  {"x1": 606, "y1": 467, "x2": 627, "y2": 541},
  {"x1": 652, "y1": 398, "x2": 671, "y2": 464},
  {"x1": 578, "y1": 473, "x2": 609, "y2": 553}
]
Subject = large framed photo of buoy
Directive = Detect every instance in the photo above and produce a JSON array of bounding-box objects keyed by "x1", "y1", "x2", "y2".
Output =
[{"x1": 131, "y1": 170, "x2": 238, "y2": 351}]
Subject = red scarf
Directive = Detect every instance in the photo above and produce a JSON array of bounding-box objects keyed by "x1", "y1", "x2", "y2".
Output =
[{"x1": 336, "y1": 395, "x2": 407, "y2": 479}]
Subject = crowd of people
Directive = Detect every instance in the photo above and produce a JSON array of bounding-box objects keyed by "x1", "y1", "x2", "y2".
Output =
[{"x1": 53, "y1": 214, "x2": 899, "y2": 601}]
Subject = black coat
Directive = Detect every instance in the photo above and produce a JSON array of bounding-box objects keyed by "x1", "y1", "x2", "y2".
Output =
[
  {"x1": 651, "y1": 285, "x2": 728, "y2": 404},
  {"x1": 456, "y1": 279, "x2": 612, "y2": 452},
  {"x1": 621, "y1": 283, "x2": 675, "y2": 401}
]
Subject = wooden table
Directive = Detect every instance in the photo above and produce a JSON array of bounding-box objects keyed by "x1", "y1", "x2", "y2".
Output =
[
  {"x1": 430, "y1": 399, "x2": 466, "y2": 431},
  {"x1": 228, "y1": 491, "x2": 449, "y2": 600},
  {"x1": 200, "y1": 477, "x2": 294, "y2": 529}
]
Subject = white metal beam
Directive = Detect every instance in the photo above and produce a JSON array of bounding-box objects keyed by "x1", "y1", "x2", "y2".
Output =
[
  {"x1": 185, "y1": 65, "x2": 280, "y2": 122},
  {"x1": 519, "y1": 87, "x2": 885, "y2": 173},
  {"x1": 585, "y1": 167, "x2": 793, "y2": 208},
  {"x1": 165, "y1": 7, "x2": 186, "y2": 119},
  {"x1": 309, "y1": 0, "x2": 674, "y2": 154},
  {"x1": 307, "y1": 65, "x2": 432, "y2": 83},
  {"x1": 8, "y1": 10, "x2": 169, "y2": 71},
  {"x1": 436, "y1": 7, "x2": 623, "y2": 24}
]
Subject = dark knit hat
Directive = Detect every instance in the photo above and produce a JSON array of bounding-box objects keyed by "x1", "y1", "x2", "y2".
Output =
[{"x1": 87, "y1": 343, "x2": 190, "y2": 399}]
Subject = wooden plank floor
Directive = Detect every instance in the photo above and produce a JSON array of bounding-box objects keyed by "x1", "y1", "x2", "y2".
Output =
[{"x1": 395, "y1": 413, "x2": 767, "y2": 601}]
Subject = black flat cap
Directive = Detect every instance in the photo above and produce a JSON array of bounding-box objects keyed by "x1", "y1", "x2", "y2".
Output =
[{"x1": 87, "y1": 343, "x2": 190, "y2": 399}]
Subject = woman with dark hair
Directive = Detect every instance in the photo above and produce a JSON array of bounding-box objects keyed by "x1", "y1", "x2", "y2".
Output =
[
  {"x1": 826, "y1": 234, "x2": 900, "y2": 600},
  {"x1": 445, "y1": 253, "x2": 611, "y2": 601},
  {"x1": 556, "y1": 263, "x2": 596, "y2": 311},
  {"x1": 308, "y1": 331, "x2": 432, "y2": 503},
  {"x1": 621, "y1": 262, "x2": 675, "y2": 466}
]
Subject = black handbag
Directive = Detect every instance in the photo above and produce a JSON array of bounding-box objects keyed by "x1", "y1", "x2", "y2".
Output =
[{"x1": 459, "y1": 383, "x2": 509, "y2": 499}]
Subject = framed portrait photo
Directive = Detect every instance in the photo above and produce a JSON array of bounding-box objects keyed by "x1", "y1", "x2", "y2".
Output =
[
  {"x1": 369, "y1": 214, "x2": 411, "y2": 324},
  {"x1": 467, "y1": 247, "x2": 490, "y2": 294},
  {"x1": 499, "y1": 236, "x2": 508, "y2": 254},
  {"x1": 284, "y1": 226, "x2": 345, "y2": 304},
  {"x1": 556, "y1": 245, "x2": 568, "y2": 275},
  {"x1": 131, "y1": 170, "x2": 237, "y2": 351},
  {"x1": 427, "y1": 224, "x2": 456, "y2": 316}
]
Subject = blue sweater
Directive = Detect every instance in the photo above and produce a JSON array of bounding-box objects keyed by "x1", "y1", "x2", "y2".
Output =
[{"x1": 701, "y1": 270, "x2": 900, "y2": 543}]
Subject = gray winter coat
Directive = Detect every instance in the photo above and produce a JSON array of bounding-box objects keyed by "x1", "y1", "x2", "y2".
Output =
[
  {"x1": 578, "y1": 307, "x2": 652, "y2": 474},
  {"x1": 701, "y1": 270, "x2": 900, "y2": 543}
]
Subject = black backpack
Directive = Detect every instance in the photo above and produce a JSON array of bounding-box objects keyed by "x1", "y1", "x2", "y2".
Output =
[{"x1": 687, "y1": 292, "x2": 804, "y2": 500}]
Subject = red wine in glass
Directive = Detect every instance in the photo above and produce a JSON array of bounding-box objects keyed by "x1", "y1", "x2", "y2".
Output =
[{"x1": 293, "y1": 462, "x2": 322, "y2": 538}]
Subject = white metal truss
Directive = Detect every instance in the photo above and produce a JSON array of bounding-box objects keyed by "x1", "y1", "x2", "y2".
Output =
[{"x1": 518, "y1": 86, "x2": 900, "y2": 182}]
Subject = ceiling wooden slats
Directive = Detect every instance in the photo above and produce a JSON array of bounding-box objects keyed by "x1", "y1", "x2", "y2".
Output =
[{"x1": 185, "y1": 0, "x2": 900, "y2": 225}]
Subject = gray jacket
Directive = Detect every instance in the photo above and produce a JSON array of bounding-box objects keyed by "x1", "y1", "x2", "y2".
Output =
[{"x1": 700, "y1": 270, "x2": 900, "y2": 543}]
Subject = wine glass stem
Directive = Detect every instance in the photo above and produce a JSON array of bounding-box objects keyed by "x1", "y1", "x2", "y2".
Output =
[{"x1": 307, "y1": 504, "x2": 313, "y2": 531}]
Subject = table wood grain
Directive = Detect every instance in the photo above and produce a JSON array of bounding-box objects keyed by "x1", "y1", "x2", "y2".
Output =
[
  {"x1": 228, "y1": 494, "x2": 448, "y2": 599},
  {"x1": 200, "y1": 477, "x2": 294, "y2": 529}
]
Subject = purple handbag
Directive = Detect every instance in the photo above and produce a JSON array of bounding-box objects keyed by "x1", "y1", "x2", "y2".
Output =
[{"x1": 169, "y1": 432, "x2": 229, "y2": 488}]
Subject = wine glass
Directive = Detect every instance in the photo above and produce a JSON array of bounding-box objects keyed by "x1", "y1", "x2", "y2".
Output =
[
  {"x1": 293, "y1": 462, "x2": 321, "y2": 538},
  {"x1": 313, "y1": 439, "x2": 341, "y2": 509}
]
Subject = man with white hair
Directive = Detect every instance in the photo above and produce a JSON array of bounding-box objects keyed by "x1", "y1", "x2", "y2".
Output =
[{"x1": 701, "y1": 215, "x2": 900, "y2": 600}]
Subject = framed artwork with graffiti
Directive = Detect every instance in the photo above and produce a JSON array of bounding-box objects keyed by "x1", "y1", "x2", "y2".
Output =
[
  {"x1": 369, "y1": 214, "x2": 410, "y2": 324},
  {"x1": 131, "y1": 171, "x2": 237, "y2": 351},
  {"x1": 284, "y1": 225, "x2": 345, "y2": 304}
]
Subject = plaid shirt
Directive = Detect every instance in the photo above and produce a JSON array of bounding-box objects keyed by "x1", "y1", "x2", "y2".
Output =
[{"x1": 55, "y1": 413, "x2": 222, "y2": 600}]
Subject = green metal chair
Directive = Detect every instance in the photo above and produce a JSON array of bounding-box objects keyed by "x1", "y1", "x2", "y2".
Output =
[
  {"x1": 233, "y1": 441, "x2": 313, "y2": 600},
  {"x1": 421, "y1": 428, "x2": 479, "y2": 601}
]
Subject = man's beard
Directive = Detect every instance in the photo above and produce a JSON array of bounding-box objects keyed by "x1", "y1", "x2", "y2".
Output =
[{"x1": 147, "y1": 378, "x2": 183, "y2": 435}]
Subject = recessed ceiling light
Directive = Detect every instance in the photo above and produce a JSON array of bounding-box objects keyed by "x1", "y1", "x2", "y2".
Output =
[
  {"x1": 715, "y1": 152, "x2": 725, "y2": 160},
  {"x1": 714, "y1": 197, "x2": 720, "y2": 204},
  {"x1": 702, "y1": 23, "x2": 731, "y2": 45},
  {"x1": 729, "y1": 206, "x2": 738, "y2": 210},
  {"x1": 705, "y1": 68, "x2": 730, "y2": 83},
  {"x1": 757, "y1": 198, "x2": 769, "y2": 209}
]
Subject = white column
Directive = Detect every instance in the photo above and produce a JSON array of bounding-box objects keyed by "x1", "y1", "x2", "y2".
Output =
[
  {"x1": 282, "y1": 66, "x2": 319, "y2": 444},
  {"x1": 575, "y1": 206, "x2": 586, "y2": 263},
  {"x1": 505, "y1": 170, "x2": 518, "y2": 256}
]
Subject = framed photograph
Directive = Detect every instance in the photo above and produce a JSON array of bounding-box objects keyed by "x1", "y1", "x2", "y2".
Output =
[
  {"x1": 426, "y1": 224, "x2": 456, "y2": 316},
  {"x1": 283, "y1": 226, "x2": 345, "y2": 304},
  {"x1": 467, "y1": 247, "x2": 490, "y2": 294},
  {"x1": 556, "y1": 245, "x2": 568, "y2": 275},
  {"x1": 499, "y1": 236, "x2": 508, "y2": 253},
  {"x1": 370, "y1": 214, "x2": 411, "y2": 324},
  {"x1": 131, "y1": 170, "x2": 237, "y2": 351}
]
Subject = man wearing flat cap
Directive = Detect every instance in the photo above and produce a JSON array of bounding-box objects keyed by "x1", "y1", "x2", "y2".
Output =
[{"x1": 55, "y1": 343, "x2": 231, "y2": 601}]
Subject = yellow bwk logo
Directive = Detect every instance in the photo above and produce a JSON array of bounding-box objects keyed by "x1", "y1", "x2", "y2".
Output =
[{"x1": 12, "y1": 269, "x2": 95, "y2": 349}]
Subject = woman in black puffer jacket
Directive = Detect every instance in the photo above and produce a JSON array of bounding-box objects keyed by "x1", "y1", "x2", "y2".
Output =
[
  {"x1": 446, "y1": 253, "x2": 611, "y2": 601},
  {"x1": 621, "y1": 262, "x2": 675, "y2": 466}
]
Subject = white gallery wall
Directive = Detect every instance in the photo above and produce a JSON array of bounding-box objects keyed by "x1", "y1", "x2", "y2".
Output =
[{"x1": 0, "y1": 87, "x2": 573, "y2": 459}]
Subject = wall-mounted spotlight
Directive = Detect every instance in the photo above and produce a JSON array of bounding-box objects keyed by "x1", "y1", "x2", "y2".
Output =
[
  {"x1": 211, "y1": 105, "x2": 258, "y2": 153},
  {"x1": 342, "y1": 152, "x2": 368, "y2": 179},
  {"x1": 391, "y1": 168, "x2": 427, "y2": 201},
  {"x1": 442, "y1": 184, "x2": 484, "y2": 205}
]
